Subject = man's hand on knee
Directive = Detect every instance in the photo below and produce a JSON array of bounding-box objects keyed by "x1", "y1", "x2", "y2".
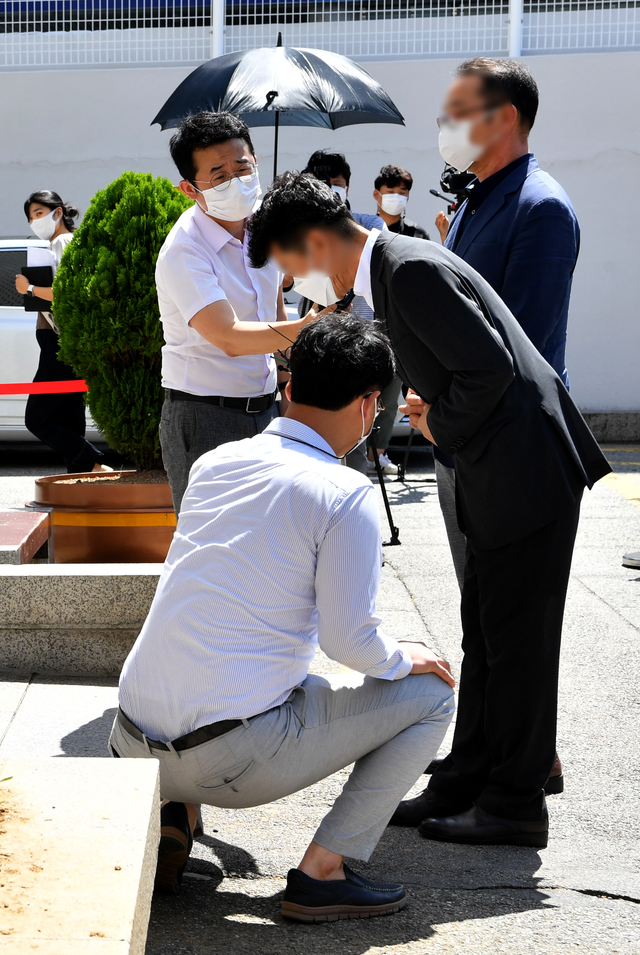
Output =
[{"x1": 399, "y1": 641, "x2": 455, "y2": 687}]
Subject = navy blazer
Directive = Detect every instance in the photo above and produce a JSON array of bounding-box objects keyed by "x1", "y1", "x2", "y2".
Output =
[{"x1": 445, "y1": 155, "x2": 579, "y2": 388}]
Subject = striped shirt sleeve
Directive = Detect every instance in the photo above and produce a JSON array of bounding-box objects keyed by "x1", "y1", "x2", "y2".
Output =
[{"x1": 315, "y1": 483, "x2": 413, "y2": 680}]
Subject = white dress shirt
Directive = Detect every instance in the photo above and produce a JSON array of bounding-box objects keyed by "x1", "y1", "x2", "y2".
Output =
[
  {"x1": 156, "y1": 203, "x2": 280, "y2": 398},
  {"x1": 119, "y1": 416, "x2": 412, "y2": 741},
  {"x1": 353, "y1": 228, "x2": 380, "y2": 312}
]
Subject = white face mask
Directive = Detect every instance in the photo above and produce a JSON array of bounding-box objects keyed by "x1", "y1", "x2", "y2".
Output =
[
  {"x1": 293, "y1": 271, "x2": 339, "y2": 308},
  {"x1": 30, "y1": 209, "x2": 60, "y2": 241},
  {"x1": 331, "y1": 185, "x2": 348, "y2": 204},
  {"x1": 380, "y1": 193, "x2": 408, "y2": 217},
  {"x1": 196, "y1": 172, "x2": 262, "y2": 222},
  {"x1": 347, "y1": 395, "x2": 377, "y2": 455},
  {"x1": 438, "y1": 119, "x2": 484, "y2": 172}
]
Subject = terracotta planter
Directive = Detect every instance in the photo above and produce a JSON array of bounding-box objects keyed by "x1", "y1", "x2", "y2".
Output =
[{"x1": 34, "y1": 471, "x2": 176, "y2": 564}]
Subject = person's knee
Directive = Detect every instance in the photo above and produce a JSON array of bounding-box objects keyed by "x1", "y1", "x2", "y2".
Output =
[{"x1": 410, "y1": 672, "x2": 456, "y2": 724}]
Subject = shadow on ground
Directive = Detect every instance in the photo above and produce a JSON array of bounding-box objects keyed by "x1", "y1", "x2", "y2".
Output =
[
  {"x1": 146, "y1": 830, "x2": 549, "y2": 955},
  {"x1": 59, "y1": 707, "x2": 117, "y2": 757}
]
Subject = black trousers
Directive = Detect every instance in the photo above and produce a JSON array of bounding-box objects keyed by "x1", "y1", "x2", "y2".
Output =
[
  {"x1": 25, "y1": 329, "x2": 102, "y2": 473},
  {"x1": 428, "y1": 494, "x2": 582, "y2": 821}
]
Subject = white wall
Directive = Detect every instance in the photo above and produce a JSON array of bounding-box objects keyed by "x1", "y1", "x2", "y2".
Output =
[{"x1": 1, "y1": 51, "x2": 639, "y2": 411}]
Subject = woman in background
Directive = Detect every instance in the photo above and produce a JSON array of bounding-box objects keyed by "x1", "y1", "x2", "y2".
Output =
[{"x1": 15, "y1": 190, "x2": 109, "y2": 473}]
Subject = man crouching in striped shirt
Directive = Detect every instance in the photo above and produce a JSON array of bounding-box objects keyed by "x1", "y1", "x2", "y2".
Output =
[{"x1": 111, "y1": 314, "x2": 455, "y2": 923}]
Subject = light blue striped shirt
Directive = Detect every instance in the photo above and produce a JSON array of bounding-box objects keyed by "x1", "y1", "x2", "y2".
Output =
[{"x1": 119, "y1": 417, "x2": 413, "y2": 741}]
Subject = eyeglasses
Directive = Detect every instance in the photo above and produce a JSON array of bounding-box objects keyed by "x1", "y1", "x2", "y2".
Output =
[{"x1": 192, "y1": 161, "x2": 258, "y2": 193}]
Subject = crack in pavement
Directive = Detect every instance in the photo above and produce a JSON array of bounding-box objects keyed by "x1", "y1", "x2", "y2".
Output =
[
  {"x1": 403, "y1": 883, "x2": 640, "y2": 904},
  {"x1": 573, "y1": 573, "x2": 640, "y2": 634}
]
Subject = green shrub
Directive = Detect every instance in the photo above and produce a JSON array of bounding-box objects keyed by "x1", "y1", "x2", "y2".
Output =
[{"x1": 54, "y1": 171, "x2": 192, "y2": 470}]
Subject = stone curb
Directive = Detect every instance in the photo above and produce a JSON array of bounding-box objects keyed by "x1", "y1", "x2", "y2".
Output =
[{"x1": 0, "y1": 564, "x2": 162, "y2": 675}]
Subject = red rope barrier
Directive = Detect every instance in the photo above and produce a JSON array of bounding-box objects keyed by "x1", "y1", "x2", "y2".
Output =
[{"x1": 0, "y1": 380, "x2": 88, "y2": 396}]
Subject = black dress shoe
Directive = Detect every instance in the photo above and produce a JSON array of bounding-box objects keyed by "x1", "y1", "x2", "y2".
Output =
[
  {"x1": 155, "y1": 801, "x2": 194, "y2": 894},
  {"x1": 418, "y1": 805, "x2": 548, "y2": 848},
  {"x1": 281, "y1": 864, "x2": 407, "y2": 923},
  {"x1": 388, "y1": 789, "x2": 471, "y2": 827}
]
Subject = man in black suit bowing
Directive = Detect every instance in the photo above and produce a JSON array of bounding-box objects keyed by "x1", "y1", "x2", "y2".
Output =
[{"x1": 248, "y1": 172, "x2": 611, "y2": 848}]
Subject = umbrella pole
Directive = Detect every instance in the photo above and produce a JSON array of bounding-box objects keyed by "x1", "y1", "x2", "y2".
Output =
[{"x1": 272, "y1": 110, "x2": 280, "y2": 183}]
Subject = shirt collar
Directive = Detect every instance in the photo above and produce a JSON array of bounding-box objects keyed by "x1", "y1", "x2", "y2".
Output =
[
  {"x1": 264, "y1": 416, "x2": 340, "y2": 460},
  {"x1": 467, "y1": 153, "x2": 532, "y2": 208},
  {"x1": 193, "y1": 202, "x2": 244, "y2": 254},
  {"x1": 353, "y1": 228, "x2": 380, "y2": 311}
]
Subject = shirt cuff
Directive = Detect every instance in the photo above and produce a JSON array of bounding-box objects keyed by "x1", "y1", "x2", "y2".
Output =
[
  {"x1": 394, "y1": 645, "x2": 414, "y2": 680},
  {"x1": 367, "y1": 643, "x2": 413, "y2": 681}
]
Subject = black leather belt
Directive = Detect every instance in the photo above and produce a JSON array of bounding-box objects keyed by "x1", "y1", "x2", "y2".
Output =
[
  {"x1": 167, "y1": 388, "x2": 276, "y2": 415},
  {"x1": 117, "y1": 707, "x2": 244, "y2": 753}
]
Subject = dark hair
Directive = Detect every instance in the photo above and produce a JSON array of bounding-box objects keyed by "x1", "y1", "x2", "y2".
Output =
[
  {"x1": 455, "y1": 57, "x2": 539, "y2": 134},
  {"x1": 289, "y1": 314, "x2": 395, "y2": 411},
  {"x1": 247, "y1": 171, "x2": 358, "y2": 269},
  {"x1": 169, "y1": 111, "x2": 256, "y2": 182},
  {"x1": 303, "y1": 149, "x2": 351, "y2": 187},
  {"x1": 374, "y1": 164, "x2": 414, "y2": 192},
  {"x1": 24, "y1": 190, "x2": 80, "y2": 232}
]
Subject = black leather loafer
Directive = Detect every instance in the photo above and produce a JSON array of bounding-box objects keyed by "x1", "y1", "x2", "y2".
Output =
[
  {"x1": 155, "y1": 801, "x2": 194, "y2": 894},
  {"x1": 388, "y1": 789, "x2": 471, "y2": 827},
  {"x1": 281, "y1": 864, "x2": 407, "y2": 922},
  {"x1": 418, "y1": 805, "x2": 549, "y2": 848}
]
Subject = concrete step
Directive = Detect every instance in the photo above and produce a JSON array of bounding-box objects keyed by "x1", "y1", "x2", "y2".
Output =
[
  {"x1": 0, "y1": 757, "x2": 159, "y2": 953},
  {"x1": 0, "y1": 564, "x2": 162, "y2": 675},
  {"x1": 0, "y1": 510, "x2": 50, "y2": 565}
]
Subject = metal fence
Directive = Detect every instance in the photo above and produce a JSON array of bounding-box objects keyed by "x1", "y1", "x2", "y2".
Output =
[
  {"x1": 523, "y1": 0, "x2": 640, "y2": 53},
  {"x1": 1, "y1": 0, "x2": 639, "y2": 68}
]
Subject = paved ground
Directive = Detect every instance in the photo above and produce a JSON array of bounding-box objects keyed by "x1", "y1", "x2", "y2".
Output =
[{"x1": 1, "y1": 444, "x2": 639, "y2": 954}]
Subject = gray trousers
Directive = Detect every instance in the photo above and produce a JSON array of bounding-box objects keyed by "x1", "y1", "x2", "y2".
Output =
[
  {"x1": 110, "y1": 671, "x2": 454, "y2": 861},
  {"x1": 434, "y1": 458, "x2": 467, "y2": 591},
  {"x1": 160, "y1": 395, "x2": 276, "y2": 515}
]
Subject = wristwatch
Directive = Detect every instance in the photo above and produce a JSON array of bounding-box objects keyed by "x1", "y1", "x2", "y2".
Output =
[{"x1": 26, "y1": 284, "x2": 35, "y2": 297}]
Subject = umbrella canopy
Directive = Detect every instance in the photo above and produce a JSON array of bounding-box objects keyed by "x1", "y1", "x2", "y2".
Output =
[
  {"x1": 152, "y1": 45, "x2": 404, "y2": 131},
  {"x1": 151, "y1": 38, "x2": 404, "y2": 179}
]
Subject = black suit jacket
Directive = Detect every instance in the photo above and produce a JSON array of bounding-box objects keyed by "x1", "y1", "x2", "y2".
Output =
[{"x1": 370, "y1": 231, "x2": 611, "y2": 549}]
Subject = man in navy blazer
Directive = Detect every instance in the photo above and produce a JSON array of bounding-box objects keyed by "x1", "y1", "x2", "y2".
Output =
[
  {"x1": 416, "y1": 58, "x2": 580, "y2": 811},
  {"x1": 444, "y1": 151, "x2": 579, "y2": 391},
  {"x1": 430, "y1": 58, "x2": 580, "y2": 586}
]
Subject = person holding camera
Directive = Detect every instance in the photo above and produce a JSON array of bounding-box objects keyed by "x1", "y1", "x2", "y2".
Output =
[{"x1": 15, "y1": 190, "x2": 108, "y2": 473}]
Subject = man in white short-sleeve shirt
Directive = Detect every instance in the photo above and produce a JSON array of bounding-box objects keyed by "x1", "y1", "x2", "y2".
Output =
[{"x1": 158, "y1": 111, "x2": 321, "y2": 512}]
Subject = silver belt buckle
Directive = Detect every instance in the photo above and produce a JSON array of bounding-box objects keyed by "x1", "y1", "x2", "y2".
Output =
[{"x1": 246, "y1": 396, "x2": 261, "y2": 414}]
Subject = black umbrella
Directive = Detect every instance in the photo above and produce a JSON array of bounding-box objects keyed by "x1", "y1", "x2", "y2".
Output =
[{"x1": 152, "y1": 34, "x2": 405, "y2": 181}]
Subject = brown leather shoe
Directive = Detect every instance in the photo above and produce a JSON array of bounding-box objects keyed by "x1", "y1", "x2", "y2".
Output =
[
  {"x1": 418, "y1": 805, "x2": 549, "y2": 848},
  {"x1": 425, "y1": 752, "x2": 564, "y2": 796},
  {"x1": 155, "y1": 802, "x2": 194, "y2": 894},
  {"x1": 545, "y1": 752, "x2": 564, "y2": 795}
]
